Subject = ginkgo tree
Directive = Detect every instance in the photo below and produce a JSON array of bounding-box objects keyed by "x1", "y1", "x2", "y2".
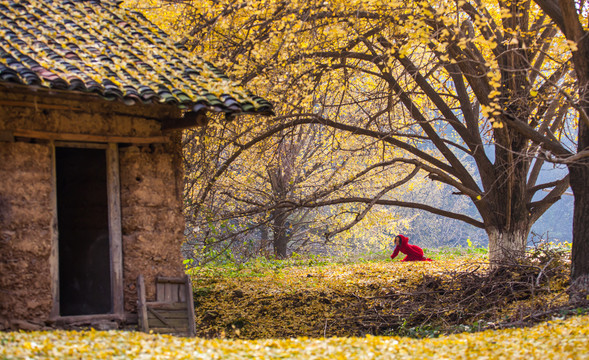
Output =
[
  {"x1": 130, "y1": 0, "x2": 579, "y2": 265},
  {"x1": 521, "y1": 0, "x2": 588, "y2": 301}
]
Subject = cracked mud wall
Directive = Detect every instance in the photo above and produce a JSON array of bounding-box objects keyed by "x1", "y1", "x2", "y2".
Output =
[
  {"x1": 119, "y1": 141, "x2": 185, "y2": 313},
  {"x1": 0, "y1": 142, "x2": 53, "y2": 327},
  {"x1": 1, "y1": 91, "x2": 186, "y2": 328}
]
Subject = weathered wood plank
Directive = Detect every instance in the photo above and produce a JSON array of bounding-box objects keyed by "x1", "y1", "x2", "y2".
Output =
[
  {"x1": 184, "y1": 274, "x2": 197, "y2": 337},
  {"x1": 137, "y1": 275, "x2": 149, "y2": 332},
  {"x1": 156, "y1": 283, "x2": 165, "y2": 302},
  {"x1": 107, "y1": 143, "x2": 124, "y2": 316},
  {"x1": 53, "y1": 313, "x2": 126, "y2": 325},
  {"x1": 0, "y1": 99, "x2": 83, "y2": 111},
  {"x1": 49, "y1": 142, "x2": 60, "y2": 319},
  {"x1": 147, "y1": 310, "x2": 188, "y2": 319},
  {"x1": 147, "y1": 317, "x2": 188, "y2": 328},
  {"x1": 147, "y1": 316, "x2": 188, "y2": 324},
  {"x1": 53, "y1": 141, "x2": 108, "y2": 149},
  {"x1": 12, "y1": 129, "x2": 169, "y2": 144},
  {"x1": 147, "y1": 307, "x2": 172, "y2": 328},
  {"x1": 138, "y1": 276, "x2": 196, "y2": 336},
  {"x1": 161, "y1": 110, "x2": 208, "y2": 131},
  {"x1": 156, "y1": 276, "x2": 186, "y2": 284},
  {"x1": 164, "y1": 283, "x2": 174, "y2": 302},
  {"x1": 146, "y1": 302, "x2": 187, "y2": 310},
  {"x1": 178, "y1": 285, "x2": 186, "y2": 303}
]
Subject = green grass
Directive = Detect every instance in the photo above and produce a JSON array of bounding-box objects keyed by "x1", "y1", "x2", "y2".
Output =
[
  {"x1": 186, "y1": 246, "x2": 488, "y2": 279},
  {"x1": 426, "y1": 245, "x2": 488, "y2": 260}
]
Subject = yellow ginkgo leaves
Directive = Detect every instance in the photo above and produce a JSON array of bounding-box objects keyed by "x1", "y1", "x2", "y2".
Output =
[{"x1": 1, "y1": 314, "x2": 589, "y2": 359}]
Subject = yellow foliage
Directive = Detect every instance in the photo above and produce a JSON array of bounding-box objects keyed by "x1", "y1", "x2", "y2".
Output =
[
  {"x1": 182, "y1": 245, "x2": 576, "y2": 339},
  {"x1": 0, "y1": 251, "x2": 579, "y2": 358},
  {"x1": 2, "y1": 315, "x2": 589, "y2": 359}
]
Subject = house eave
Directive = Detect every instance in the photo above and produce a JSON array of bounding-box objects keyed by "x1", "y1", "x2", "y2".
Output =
[{"x1": 0, "y1": 82, "x2": 183, "y2": 122}]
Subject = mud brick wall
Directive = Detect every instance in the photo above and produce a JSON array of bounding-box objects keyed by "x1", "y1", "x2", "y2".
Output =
[
  {"x1": 0, "y1": 142, "x2": 53, "y2": 326},
  {"x1": 0, "y1": 91, "x2": 186, "y2": 326},
  {"x1": 119, "y1": 143, "x2": 185, "y2": 313}
]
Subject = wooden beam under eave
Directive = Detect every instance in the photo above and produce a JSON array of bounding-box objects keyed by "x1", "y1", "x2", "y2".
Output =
[
  {"x1": 161, "y1": 110, "x2": 209, "y2": 132},
  {"x1": 12, "y1": 129, "x2": 169, "y2": 144},
  {"x1": 0, "y1": 84, "x2": 182, "y2": 121}
]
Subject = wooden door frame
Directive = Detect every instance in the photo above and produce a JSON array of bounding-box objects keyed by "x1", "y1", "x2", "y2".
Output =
[{"x1": 49, "y1": 141, "x2": 124, "y2": 321}]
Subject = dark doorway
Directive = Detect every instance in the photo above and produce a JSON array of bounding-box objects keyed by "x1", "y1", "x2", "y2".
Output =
[{"x1": 56, "y1": 147, "x2": 112, "y2": 316}]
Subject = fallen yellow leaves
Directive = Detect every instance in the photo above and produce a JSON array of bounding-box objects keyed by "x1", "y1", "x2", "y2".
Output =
[
  {"x1": 1, "y1": 315, "x2": 588, "y2": 359},
  {"x1": 190, "y1": 257, "x2": 480, "y2": 294},
  {"x1": 187, "y1": 254, "x2": 571, "y2": 339},
  {"x1": 189, "y1": 258, "x2": 492, "y2": 338}
]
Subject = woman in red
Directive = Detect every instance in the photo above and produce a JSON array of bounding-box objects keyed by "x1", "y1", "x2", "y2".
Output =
[{"x1": 390, "y1": 234, "x2": 432, "y2": 261}]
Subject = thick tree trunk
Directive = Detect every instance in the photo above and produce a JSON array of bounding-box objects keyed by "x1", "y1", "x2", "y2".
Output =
[
  {"x1": 568, "y1": 23, "x2": 589, "y2": 303},
  {"x1": 484, "y1": 3, "x2": 534, "y2": 265},
  {"x1": 568, "y1": 107, "x2": 589, "y2": 303},
  {"x1": 486, "y1": 224, "x2": 531, "y2": 264},
  {"x1": 530, "y1": 0, "x2": 589, "y2": 303},
  {"x1": 484, "y1": 136, "x2": 532, "y2": 264}
]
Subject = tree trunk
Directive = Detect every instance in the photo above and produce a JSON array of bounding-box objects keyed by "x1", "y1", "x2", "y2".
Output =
[
  {"x1": 484, "y1": 133, "x2": 532, "y2": 264},
  {"x1": 484, "y1": 2, "x2": 534, "y2": 265},
  {"x1": 272, "y1": 211, "x2": 289, "y2": 258},
  {"x1": 570, "y1": 187, "x2": 589, "y2": 300},
  {"x1": 259, "y1": 225, "x2": 270, "y2": 254},
  {"x1": 568, "y1": 97, "x2": 589, "y2": 303},
  {"x1": 530, "y1": 0, "x2": 589, "y2": 303},
  {"x1": 486, "y1": 224, "x2": 531, "y2": 265},
  {"x1": 568, "y1": 17, "x2": 589, "y2": 303},
  {"x1": 267, "y1": 166, "x2": 291, "y2": 258}
]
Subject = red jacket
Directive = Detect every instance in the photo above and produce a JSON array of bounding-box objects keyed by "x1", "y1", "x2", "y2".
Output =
[{"x1": 391, "y1": 235, "x2": 432, "y2": 261}]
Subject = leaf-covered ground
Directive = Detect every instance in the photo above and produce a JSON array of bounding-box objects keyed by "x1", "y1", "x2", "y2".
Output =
[
  {"x1": 189, "y1": 249, "x2": 571, "y2": 339},
  {"x1": 2, "y1": 315, "x2": 589, "y2": 359}
]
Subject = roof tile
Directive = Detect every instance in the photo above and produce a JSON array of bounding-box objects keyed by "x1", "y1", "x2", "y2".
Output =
[{"x1": 0, "y1": 0, "x2": 273, "y2": 116}]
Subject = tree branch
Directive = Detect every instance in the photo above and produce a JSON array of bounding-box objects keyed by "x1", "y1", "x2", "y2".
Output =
[
  {"x1": 324, "y1": 164, "x2": 422, "y2": 239},
  {"x1": 529, "y1": 174, "x2": 570, "y2": 223},
  {"x1": 307, "y1": 197, "x2": 485, "y2": 229}
]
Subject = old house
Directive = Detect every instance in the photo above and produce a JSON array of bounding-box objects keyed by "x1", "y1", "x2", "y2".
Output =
[{"x1": 0, "y1": 0, "x2": 272, "y2": 332}]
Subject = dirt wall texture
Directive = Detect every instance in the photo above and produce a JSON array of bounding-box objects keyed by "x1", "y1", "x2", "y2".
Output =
[
  {"x1": 0, "y1": 142, "x2": 53, "y2": 329},
  {"x1": 120, "y1": 143, "x2": 185, "y2": 313},
  {"x1": 1, "y1": 90, "x2": 186, "y2": 328}
]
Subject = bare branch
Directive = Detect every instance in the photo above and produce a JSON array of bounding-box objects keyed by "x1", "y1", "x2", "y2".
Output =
[{"x1": 309, "y1": 197, "x2": 485, "y2": 229}]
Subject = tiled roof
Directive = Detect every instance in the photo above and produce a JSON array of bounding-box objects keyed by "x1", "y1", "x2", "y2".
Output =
[{"x1": 0, "y1": 0, "x2": 273, "y2": 116}]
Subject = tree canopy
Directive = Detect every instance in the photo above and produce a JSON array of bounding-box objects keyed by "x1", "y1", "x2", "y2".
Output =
[{"x1": 128, "y1": 0, "x2": 582, "y2": 264}]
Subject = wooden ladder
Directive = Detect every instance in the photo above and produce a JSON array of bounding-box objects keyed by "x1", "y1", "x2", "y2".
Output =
[{"x1": 136, "y1": 274, "x2": 196, "y2": 337}]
